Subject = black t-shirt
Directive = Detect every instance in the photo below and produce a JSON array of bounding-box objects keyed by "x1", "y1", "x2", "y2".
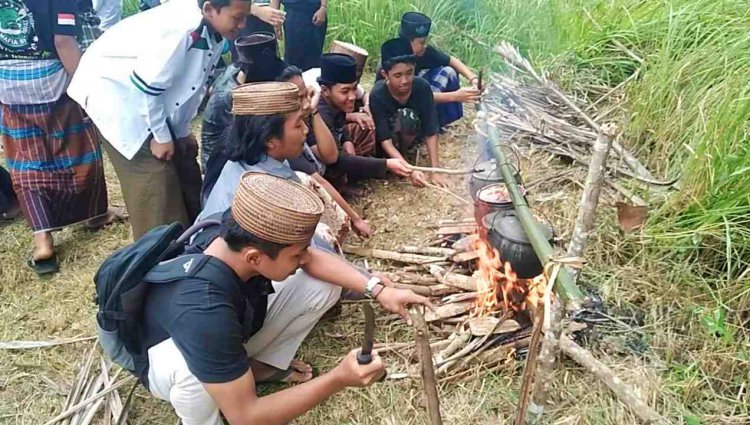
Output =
[
  {"x1": 137, "y1": 234, "x2": 274, "y2": 385},
  {"x1": 416, "y1": 45, "x2": 451, "y2": 71},
  {"x1": 317, "y1": 97, "x2": 348, "y2": 143},
  {"x1": 0, "y1": 0, "x2": 78, "y2": 60},
  {"x1": 369, "y1": 77, "x2": 440, "y2": 143}
]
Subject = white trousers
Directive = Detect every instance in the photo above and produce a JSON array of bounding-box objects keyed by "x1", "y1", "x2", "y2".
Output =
[
  {"x1": 92, "y1": 0, "x2": 123, "y2": 30},
  {"x1": 147, "y1": 270, "x2": 341, "y2": 425}
]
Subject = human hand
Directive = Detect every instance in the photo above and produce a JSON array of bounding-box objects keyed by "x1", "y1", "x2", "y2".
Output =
[
  {"x1": 343, "y1": 141, "x2": 356, "y2": 156},
  {"x1": 308, "y1": 85, "x2": 321, "y2": 111},
  {"x1": 150, "y1": 139, "x2": 174, "y2": 161},
  {"x1": 409, "y1": 170, "x2": 428, "y2": 188},
  {"x1": 376, "y1": 287, "x2": 435, "y2": 325},
  {"x1": 275, "y1": 25, "x2": 283, "y2": 41},
  {"x1": 334, "y1": 349, "x2": 386, "y2": 387},
  {"x1": 253, "y1": 5, "x2": 285, "y2": 26},
  {"x1": 429, "y1": 173, "x2": 448, "y2": 188},
  {"x1": 456, "y1": 86, "x2": 481, "y2": 103},
  {"x1": 352, "y1": 218, "x2": 373, "y2": 239},
  {"x1": 385, "y1": 158, "x2": 412, "y2": 177},
  {"x1": 312, "y1": 7, "x2": 327, "y2": 26},
  {"x1": 348, "y1": 112, "x2": 375, "y2": 130}
]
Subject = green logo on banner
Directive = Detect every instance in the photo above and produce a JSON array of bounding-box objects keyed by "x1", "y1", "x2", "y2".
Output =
[{"x1": 0, "y1": 0, "x2": 36, "y2": 52}]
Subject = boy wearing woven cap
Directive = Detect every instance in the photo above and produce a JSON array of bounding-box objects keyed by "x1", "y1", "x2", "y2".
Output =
[
  {"x1": 392, "y1": 11, "x2": 481, "y2": 129},
  {"x1": 201, "y1": 31, "x2": 288, "y2": 168},
  {"x1": 68, "y1": 0, "x2": 252, "y2": 240},
  {"x1": 370, "y1": 37, "x2": 447, "y2": 188},
  {"x1": 142, "y1": 172, "x2": 430, "y2": 424}
]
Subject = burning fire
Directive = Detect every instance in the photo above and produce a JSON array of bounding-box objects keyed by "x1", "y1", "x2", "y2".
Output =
[{"x1": 471, "y1": 237, "x2": 547, "y2": 318}]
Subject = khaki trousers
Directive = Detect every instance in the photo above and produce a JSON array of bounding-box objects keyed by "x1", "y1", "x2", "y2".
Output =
[{"x1": 103, "y1": 135, "x2": 202, "y2": 240}]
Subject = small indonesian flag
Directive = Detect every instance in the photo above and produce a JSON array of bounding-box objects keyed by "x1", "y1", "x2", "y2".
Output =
[{"x1": 57, "y1": 13, "x2": 75, "y2": 26}]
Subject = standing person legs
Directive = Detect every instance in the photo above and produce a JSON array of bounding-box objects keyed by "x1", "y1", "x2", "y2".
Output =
[
  {"x1": 102, "y1": 136, "x2": 202, "y2": 240},
  {"x1": 1, "y1": 98, "x2": 109, "y2": 273},
  {"x1": 283, "y1": 3, "x2": 327, "y2": 71}
]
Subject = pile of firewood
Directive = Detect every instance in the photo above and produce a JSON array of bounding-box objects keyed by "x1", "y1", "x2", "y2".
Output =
[{"x1": 344, "y1": 218, "x2": 543, "y2": 384}]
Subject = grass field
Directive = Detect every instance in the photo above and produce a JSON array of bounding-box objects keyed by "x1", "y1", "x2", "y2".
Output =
[{"x1": 1, "y1": 0, "x2": 748, "y2": 423}]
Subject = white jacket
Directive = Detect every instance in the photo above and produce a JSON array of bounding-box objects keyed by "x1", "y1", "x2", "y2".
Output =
[{"x1": 68, "y1": 0, "x2": 224, "y2": 160}]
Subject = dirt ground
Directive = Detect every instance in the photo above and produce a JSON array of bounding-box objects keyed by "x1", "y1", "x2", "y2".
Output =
[{"x1": 0, "y1": 111, "x2": 676, "y2": 424}]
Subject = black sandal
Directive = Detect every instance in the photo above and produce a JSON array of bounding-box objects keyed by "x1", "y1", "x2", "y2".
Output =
[{"x1": 28, "y1": 255, "x2": 59, "y2": 276}]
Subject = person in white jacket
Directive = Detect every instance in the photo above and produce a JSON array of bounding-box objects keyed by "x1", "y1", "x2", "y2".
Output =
[{"x1": 68, "y1": 0, "x2": 252, "y2": 239}]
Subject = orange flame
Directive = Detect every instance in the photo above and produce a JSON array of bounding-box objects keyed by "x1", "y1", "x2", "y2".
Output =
[{"x1": 471, "y1": 236, "x2": 547, "y2": 318}]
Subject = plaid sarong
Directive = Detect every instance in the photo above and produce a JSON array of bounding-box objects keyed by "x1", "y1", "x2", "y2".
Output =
[
  {"x1": 77, "y1": 9, "x2": 102, "y2": 51},
  {"x1": 1, "y1": 96, "x2": 108, "y2": 232},
  {"x1": 419, "y1": 65, "x2": 463, "y2": 128}
]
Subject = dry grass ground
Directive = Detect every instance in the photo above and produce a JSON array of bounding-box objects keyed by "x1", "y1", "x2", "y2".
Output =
[{"x1": 0, "y1": 113, "x2": 745, "y2": 424}]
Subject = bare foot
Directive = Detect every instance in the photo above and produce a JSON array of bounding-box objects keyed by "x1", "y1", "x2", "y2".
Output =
[
  {"x1": 32, "y1": 232, "x2": 54, "y2": 261},
  {"x1": 86, "y1": 206, "x2": 127, "y2": 229},
  {"x1": 250, "y1": 358, "x2": 314, "y2": 384}
]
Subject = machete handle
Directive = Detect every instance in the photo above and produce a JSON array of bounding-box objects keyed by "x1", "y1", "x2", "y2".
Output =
[{"x1": 356, "y1": 349, "x2": 372, "y2": 365}]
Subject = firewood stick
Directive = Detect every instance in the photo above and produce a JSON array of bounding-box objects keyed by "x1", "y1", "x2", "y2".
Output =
[
  {"x1": 424, "y1": 182, "x2": 471, "y2": 205},
  {"x1": 43, "y1": 377, "x2": 136, "y2": 425},
  {"x1": 530, "y1": 297, "x2": 564, "y2": 419},
  {"x1": 429, "y1": 265, "x2": 478, "y2": 291},
  {"x1": 514, "y1": 302, "x2": 545, "y2": 425},
  {"x1": 398, "y1": 245, "x2": 456, "y2": 257},
  {"x1": 494, "y1": 42, "x2": 654, "y2": 180},
  {"x1": 405, "y1": 164, "x2": 477, "y2": 175},
  {"x1": 566, "y1": 123, "x2": 617, "y2": 282},
  {"x1": 558, "y1": 334, "x2": 664, "y2": 423},
  {"x1": 409, "y1": 307, "x2": 443, "y2": 425},
  {"x1": 436, "y1": 332, "x2": 471, "y2": 363},
  {"x1": 343, "y1": 246, "x2": 445, "y2": 264}
]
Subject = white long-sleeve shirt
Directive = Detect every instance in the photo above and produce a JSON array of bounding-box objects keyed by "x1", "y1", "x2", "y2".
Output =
[{"x1": 68, "y1": 0, "x2": 224, "y2": 160}]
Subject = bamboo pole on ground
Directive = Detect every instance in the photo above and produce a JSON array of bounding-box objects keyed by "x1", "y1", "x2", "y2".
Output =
[
  {"x1": 558, "y1": 334, "x2": 664, "y2": 423},
  {"x1": 409, "y1": 307, "x2": 443, "y2": 425},
  {"x1": 486, "y1": 124, "x2": 584, "y2": 307},
  {"x1": 566, "y1": 123, "x2": 617, "y2": 282}
]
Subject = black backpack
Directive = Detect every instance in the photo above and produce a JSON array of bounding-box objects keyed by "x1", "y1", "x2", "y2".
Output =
[{"x1": 94, "y1": 220, "x2": 220, "y2": 372}]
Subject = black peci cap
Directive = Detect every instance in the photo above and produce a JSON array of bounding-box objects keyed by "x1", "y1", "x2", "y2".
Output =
[
  {"x1": 235, "y1": 32, "x2": 278, "y2": 65},
  {"x1": 380, "y1": 38, "x2": 415, "y2": 62},
  {"x1": 399, "y1": 11, "x2": 431, "y2": 39},
  {"x1": 319, "y1": 53, "x2": 358, "y2": 84}
]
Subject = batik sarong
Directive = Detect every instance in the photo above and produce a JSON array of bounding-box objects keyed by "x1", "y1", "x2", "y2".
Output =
[
  {"x1": 419, "y1": 66, "x2": 463, "y2": 128},
  {"x1": 1, "y1": 96, "x2": 108, "y2": 232}
]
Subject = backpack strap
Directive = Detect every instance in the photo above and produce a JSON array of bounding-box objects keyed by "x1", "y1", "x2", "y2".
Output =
[{"x1": 143, "y1": 254, "x2": 236, "y2": 285}]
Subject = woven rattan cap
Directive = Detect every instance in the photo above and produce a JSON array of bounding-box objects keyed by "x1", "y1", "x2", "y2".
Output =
[
  {"x1": 232, "y1": 82, "x2": 301, "y2": 116},
  {"x1": 329, "y1": 40, "x2": 369, "y2": 72},
  {"x1": 231, "y1": 172, "x2": 323, "y2": 245}
]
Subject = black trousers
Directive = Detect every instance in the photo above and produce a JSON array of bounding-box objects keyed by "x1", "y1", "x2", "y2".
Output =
[
  {"x1": 328, "y1": 155, "x2": 388, "y2": 183},
  {"x1": 283, "y1": 3, "x2": 326, "y2": 71},
  {"x1": 0, "y1": 165, "x2": 17, "y2": 213}
]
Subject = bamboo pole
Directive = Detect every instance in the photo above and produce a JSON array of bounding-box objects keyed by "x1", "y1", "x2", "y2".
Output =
[
  {"x1": 486, "y1": 124, "x2": 584, "y2": 307},
  {"x1": 567, "y1": 123, "x2": 617, "y2": 282},
  {"x1": 558, "y1": 334, "x2": 664, "y2": 423},
  {"x1": 409, "y1": 307, "x2": 443, "y2": 425}
]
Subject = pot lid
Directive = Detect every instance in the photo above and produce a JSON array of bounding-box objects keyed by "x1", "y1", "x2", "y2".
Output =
[
  {"x1": 472, "y1": 159, "x2": 503, "y2": 181},
  {"x1": 483, "y1": 211, "x2": 553, "y2": 245}
]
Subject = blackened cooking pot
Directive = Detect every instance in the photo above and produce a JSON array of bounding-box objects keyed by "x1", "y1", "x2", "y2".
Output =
[{"x1": 481, "y1": 211, "x2": 554, "y2": 279}]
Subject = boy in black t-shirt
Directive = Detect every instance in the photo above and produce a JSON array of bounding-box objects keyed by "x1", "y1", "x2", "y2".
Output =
[
  {"x1": 369, "y1": 38, "x2": 447, "y2": 188},
  {"x1": 397, "y1": 12, "x2": 480, "y2": 129}
]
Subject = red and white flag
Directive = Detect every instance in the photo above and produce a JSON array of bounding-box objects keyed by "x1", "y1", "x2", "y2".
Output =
[{"x1": 57, "y1": 13, "x2": 75, "y2": 26}]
